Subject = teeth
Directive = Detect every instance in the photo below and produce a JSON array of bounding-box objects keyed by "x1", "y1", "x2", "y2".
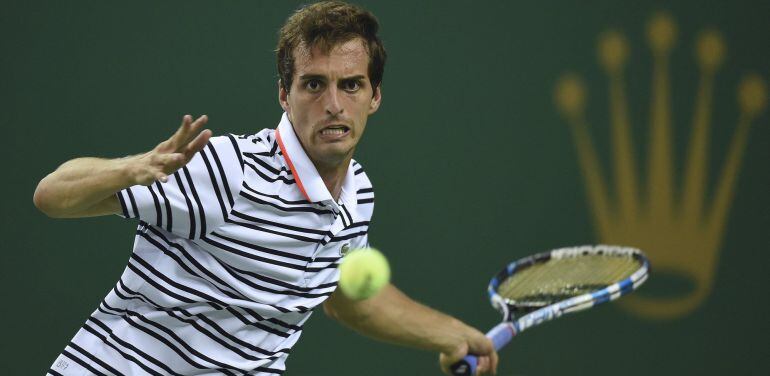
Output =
[{"x1": 321, "y1": 128, "x2": 347, "y2": 135}]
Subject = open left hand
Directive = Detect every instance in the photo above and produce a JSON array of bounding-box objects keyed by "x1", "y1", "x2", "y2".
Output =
[{"x1": 127, "y1": 114, "x2": 212, "y2": 186}]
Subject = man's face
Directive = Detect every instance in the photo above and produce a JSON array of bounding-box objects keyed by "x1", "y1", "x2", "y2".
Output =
[{"x1": 279, "y1": 38, "x2": 381, "y2": 168}]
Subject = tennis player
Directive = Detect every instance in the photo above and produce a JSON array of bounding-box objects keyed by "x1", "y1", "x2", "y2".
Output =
[{"x1": 34, "y1": 1, "x2": 497, "y2": 375}]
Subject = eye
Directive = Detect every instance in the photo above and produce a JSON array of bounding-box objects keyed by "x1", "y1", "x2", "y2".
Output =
[
  {"x1": 341, "y1": 80, "x2": 361, "y2": 93},
  {"x1": 305, "y1": 79, "x2": 323, "y2": 93}
]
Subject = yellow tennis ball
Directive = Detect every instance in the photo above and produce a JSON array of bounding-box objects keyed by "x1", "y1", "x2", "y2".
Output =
[{"x1": 338, "y1": 247, "x2": 390, "y2": 300}]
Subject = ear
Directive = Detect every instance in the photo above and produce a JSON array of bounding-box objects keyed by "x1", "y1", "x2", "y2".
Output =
[
  {"x1": 278, "y1": 79, "x2": 290, "y2": 113},
  {"x1": 368, "y1": 85, "x2": 382, "y2": 115}
]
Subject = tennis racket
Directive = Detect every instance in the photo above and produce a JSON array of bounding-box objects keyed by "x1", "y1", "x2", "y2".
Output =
[{"x1": 450, "y1": 244, "x2": 649, "y2": 375}]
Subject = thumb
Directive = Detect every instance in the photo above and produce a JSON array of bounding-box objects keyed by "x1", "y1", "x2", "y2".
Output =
[
  {"x1": 439, "y1": 342, "x2": 470, "y2": 374},
  {"x1": 467, "y1": 334, "x2": 495, "y2": 355},
  {"x1": 467, "y1": 335, "x2": 498, "y2": 375}
]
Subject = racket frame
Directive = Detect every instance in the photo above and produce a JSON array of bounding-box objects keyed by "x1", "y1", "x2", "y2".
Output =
[
  {"x1": 450, "y1": 245, "x2": 649, "y2": 376},
  {"x1": 489, "y1": 245, "x2": 649, "y2": 335}
]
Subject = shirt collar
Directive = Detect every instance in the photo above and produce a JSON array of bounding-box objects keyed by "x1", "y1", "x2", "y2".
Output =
[{"x1": 275, "y1": 112, "x2": 358, "y2": 211}]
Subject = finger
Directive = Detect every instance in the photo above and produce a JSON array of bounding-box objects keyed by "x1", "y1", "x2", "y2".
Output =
[
  {"x1": 439, "y1": 361, "x2": 449, "y2": 375},
  {"x1": 438, "y1": 353, "x2": 451, "y2": 375},
  {"x1": 169, "y1": 114, "x2": 207, "y2": 151},
  {"x1": 182, "y1": 129, "x2": 212, "y2": 159},
  {"x1": 439, "y1": 343, "x2": 469, "y2": 375},
  {"x1": 155, "y1": 153, "x2": 186, "y2": 174},
  {"x1": 474, "y1": 357, "x2": 483, "y2": 375},
  {"x1": 468, "y1": 336, "x2": 495, "y2": 355},
  {"x1": 167, "y1": 115, "x2": 193, "y2": 149},
  {"x1": 179, "y1": 115, "x2": 209, "y2": 149},
  {"x1": 490, "y1": 351, "x2": 499, "y2": 375},
  {"x1": 162, "y1": 115, "x2": 191, "y2": 152},
  {"x1": 476, "y1": 356, "x2": 489, "y2": 375}
]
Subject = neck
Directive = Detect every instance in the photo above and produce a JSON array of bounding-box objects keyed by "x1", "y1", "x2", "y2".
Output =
[{"x1": 313, "y1": 157, "x2": 351, "y2": 201}]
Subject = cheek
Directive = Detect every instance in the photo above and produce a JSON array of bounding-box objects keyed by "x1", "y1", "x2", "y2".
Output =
[{"x1": 351, "y1": 95, "x2": 371, "y2": 113}]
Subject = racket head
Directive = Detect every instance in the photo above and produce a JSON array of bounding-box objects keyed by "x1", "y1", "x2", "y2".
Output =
[
  {"x1": 487, "y1": 245, "x2": 649, "y2": 326},
  {"x1": 451, "y1": 245, "x2": 649, "y2": 376}
]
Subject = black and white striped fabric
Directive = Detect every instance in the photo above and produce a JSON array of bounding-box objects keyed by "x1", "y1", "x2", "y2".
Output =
[{"x1": 49, "y1": 113, "x2": 375, "y2": 375}]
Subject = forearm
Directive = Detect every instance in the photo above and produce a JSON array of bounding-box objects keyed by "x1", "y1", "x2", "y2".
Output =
[
  {"x1": 34, "y1": 156, "x2": 135, "y2": 217},
  {"x1": 33, "y1": 115, "x2": 211, "y2": 219},
  {"x1": 326, "y1": 284, "x2": 471, "y2": 353}
]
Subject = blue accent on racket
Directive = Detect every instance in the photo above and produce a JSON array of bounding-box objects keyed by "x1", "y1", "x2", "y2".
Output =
[{"x1": 450, "y1": 245, "x2": 649, "y2": 376}]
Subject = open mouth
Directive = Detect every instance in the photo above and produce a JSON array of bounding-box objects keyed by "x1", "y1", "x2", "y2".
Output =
[{"x1": 319, "y1": 125, "x2": 350, "y2": 138}]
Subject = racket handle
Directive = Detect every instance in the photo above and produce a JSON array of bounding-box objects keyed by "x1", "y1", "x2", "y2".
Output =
[
  {"x1": 450, "y1": 323, "x2": 514, "y2": 375},
  {"x1": 487, "y1": 322, "x2": 515, "y2": 349}
]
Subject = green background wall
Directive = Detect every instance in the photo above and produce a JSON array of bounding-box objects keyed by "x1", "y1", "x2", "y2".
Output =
[{"x1": 3, "y1": 1, "x2": 768, "y2": 374}]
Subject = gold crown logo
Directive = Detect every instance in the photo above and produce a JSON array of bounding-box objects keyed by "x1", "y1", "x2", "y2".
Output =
[{"x1": 554, "y1": 12, "x2": 766, "y2": 320}]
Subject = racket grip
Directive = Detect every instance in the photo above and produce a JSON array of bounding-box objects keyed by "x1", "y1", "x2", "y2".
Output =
[
  {"x1": 487, "y1": 322, "x2": 515, "y2": 349},
  {"x1": 450, "y1": 323, "x2": 514, "y2": 375}
]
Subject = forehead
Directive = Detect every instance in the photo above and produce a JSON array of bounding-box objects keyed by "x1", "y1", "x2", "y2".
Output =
[{"x1": 293, "y1": 38, "x2": 370, "y2": 78}]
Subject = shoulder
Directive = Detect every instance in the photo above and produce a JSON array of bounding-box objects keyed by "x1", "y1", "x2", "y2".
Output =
[
  {"x1": 235, "y1": 129, "x2": 290, "y2": 174},
  {"x1": 351, "y1": 159, "x2": 375, "y2": 204},
  {"x1": 199, "y1": 134, "x2": 244, "y2": 174},
  {"x1": 212, "y1": 129, "x2": 273, "y2": 154},
  {"x1": 197, "y1": 131, "x2": 277, "y2": 192},
  {"x1": 230, "y1": 129, "x2": 277, "y2": 153},
  {"x1": 210, "y1": 129, "x2": 280, "y2": 169},
  {"x1": 233, "y1": 129, "x2": 282, "y2": 161}
]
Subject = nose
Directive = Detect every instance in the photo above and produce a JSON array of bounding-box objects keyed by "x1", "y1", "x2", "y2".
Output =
[{"x1": 324, "y1": 86, "x2": 344, "y2": 117}]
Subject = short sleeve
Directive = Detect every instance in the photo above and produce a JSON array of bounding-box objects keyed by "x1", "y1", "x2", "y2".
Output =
[{"x1": 116, "y1": 134, "x2": 245, "y2": 239}]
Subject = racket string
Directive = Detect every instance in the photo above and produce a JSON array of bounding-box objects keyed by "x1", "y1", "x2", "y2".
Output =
[{"x1": 498, "y1": 256, "x2": 641, "y2": 308}]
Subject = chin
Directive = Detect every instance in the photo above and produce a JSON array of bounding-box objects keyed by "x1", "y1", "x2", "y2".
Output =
[{"x1": 315, "y1": 145, "x2": 355, "y2": 164}]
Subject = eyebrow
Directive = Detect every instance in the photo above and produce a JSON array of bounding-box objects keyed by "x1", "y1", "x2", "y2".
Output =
[{"x1": 298, "y1": 74, "x2": 367, "y2": 82}]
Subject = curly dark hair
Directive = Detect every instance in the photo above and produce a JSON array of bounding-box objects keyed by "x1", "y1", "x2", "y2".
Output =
[{"x1": 276, "y1": 1, "x2": 387, "y2": 94}]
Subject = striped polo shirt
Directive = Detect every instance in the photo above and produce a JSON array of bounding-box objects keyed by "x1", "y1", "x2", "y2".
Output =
[{"x1": 48, "y1": 113, "x2": 375, "y2": 376}]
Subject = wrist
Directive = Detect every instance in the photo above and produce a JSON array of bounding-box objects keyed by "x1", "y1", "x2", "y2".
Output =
[
  {"x1": 437, "y1": 318, "x2": 473, "y2": 354},
  {"x1": 116, "y1": 153, "x2": 145, "y2": 186}
]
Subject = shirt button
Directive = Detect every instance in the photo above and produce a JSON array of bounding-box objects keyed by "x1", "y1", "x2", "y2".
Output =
[{"x1": 340, "y1": 243, "x2": 350, "y2": 256}]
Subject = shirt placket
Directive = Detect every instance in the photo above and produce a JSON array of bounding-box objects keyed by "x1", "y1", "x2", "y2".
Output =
[{"x1": 303, "y1": 200, "x2": 348, "y2": 285}]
